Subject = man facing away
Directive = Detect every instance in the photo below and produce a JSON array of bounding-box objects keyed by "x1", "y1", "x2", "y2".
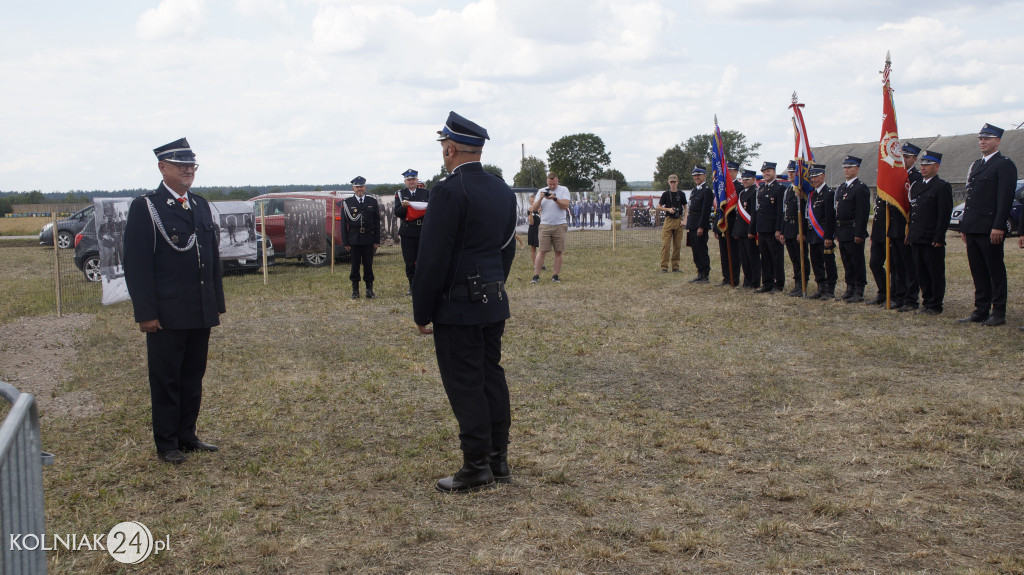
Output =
[{"x1": 412, "y1": 111, "x2": 517, "y2": 493}]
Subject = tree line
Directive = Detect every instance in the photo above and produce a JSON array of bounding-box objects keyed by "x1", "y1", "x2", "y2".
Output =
[{"x1": 1, "y1": 131, "x2": 761, "y2": 214}]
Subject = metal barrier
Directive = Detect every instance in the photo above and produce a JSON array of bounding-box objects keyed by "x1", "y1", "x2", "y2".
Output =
[{"x1": 0, "y1": 382, "x2": 53, "y2": 575}]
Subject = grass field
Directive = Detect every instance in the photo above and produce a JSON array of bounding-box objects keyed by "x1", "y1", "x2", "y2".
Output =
[
  {"x1": 0, "y1": 216, "x2": 50, "y2": 236},
  {"x1": 2, "y1": 235, "x2": 1024, "y2": 573}
]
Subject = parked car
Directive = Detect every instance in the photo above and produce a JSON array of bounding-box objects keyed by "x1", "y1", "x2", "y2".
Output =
[
  {"x1": 73, "y1": 217, "x2": 274, "y2": 282},
  {"x1": 949, "y1": 179, "x2": 1024, "y2": 234},
  {"x1": 39, "y1": 205, "x2": 94, "y2": 249},
  {"x1": 250, "y1": 191, "x2": 364, "y2": 266}
]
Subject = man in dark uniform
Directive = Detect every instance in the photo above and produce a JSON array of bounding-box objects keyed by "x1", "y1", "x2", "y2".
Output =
[
  {"x1": 713, "y1": 161, "x2": 741, "y2": 286},
  {"x1": 413, "y1": 111, "x2": 517, "y2": 493},
  {"x1": 395, "y1": 169, "x2": 430, "y2": 295},
  {"x1": 805, "y1": 164, "x2": 837, "y2": 299},
  {"x1": 782, "y1": 161, "x2": 810, "y2": 296},
  {"x1": 867, "y1": 176, "x2": 906, "y2": 309},
  {"x1": 341, "y1": 177, "x2": 380, "y2": 299},
  {"x1": 895, "y1": 143, "x2": 923, "y2": 311},
  {"x1": 123, "y1": 138, "x2": 224, "y2": 465},
  {"x1": 686, "y1": 166, "x2": 713, "y2": 282},
  {"x1": 733, "y1": 169, "x2": 760, "y2": 288},
  {"x1": 656, "y1": 173, "x2": 687, "y2": 272},
  {"x1": 959, "y1": 123, "x2": 1018, "y2": 326},
  {"x1": 834, "y1": 155, "x2": 870, "y2": 302},
  {"x1": 751, "y1": 162, "x2": 785, "y2": 293},
  {"x1": 908, "y1": 150, "x2": 953, "y2": 315}
]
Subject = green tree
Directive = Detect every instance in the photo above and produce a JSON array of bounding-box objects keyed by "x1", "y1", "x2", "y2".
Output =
[
  {"x1": 597, "y1": 169, "x2": 629, "y2": 192},
  {"x1": 652, "y1": 131, "x2": 761, "y2": 189},
  {"x1": 547, "y1": 133, "x2": 611, "y2": 192},
  {"x1": 425, "y1": 165, "x2": 449, "y2": 189},
  {"x1": 513, "y1": 155, "x2": 547, "y2": 189},
  {"x1": 482, "y1": 164, "x2": 504, "y2": 180}
]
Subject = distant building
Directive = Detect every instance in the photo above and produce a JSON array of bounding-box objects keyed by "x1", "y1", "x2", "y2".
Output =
[{"x1": 812, "y1": 129, "x2": 1023, "y2": 203}]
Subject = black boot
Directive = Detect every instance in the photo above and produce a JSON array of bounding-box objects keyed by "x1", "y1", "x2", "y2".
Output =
[
  {"x1": 697, "y1": 271, "x2": 710, "y2": 283},
  {"x1": 365, "y1": 282, "x2": 376, "y2": 299},
  {"x1": 351, "y1": 282, "x2": 360, "y2": 299},
  {"x1": 807, "y1": 284, "x2": 824, "y2": 300},
  {"x1": 436, "y1": 454, "x2": 495, "y2": 493},
  {"x1": 489, "y1": 447, "x2": 511, "y2": 484},
  {"x1": 821, "y1": 283, "x2": 836, "y2": 301},
  {"x1": 981, "y1": 309, "x2": 1006, "y2": 326},
  {"x1": 846, "y1": 286, "x2": 864, "y2": 303}
]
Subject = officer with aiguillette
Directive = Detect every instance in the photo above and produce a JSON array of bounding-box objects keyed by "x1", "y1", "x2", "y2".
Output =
[{"x1": 340, "y1": 177, "x2": 380, "y2": 299}]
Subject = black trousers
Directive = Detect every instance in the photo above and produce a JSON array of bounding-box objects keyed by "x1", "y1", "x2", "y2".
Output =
[
  {"x1": 738, "y1": 236, "x2": 761, "y2": 287},
  {"x1": 349, "y1": 244, "x2": 375, "y2": 283},
  {"x1": 964, "y1": 233, "x2": 1007, "y2": 314},
  {"x1": 758, "y1": 232, "x2": 784, "y2": 289},
  {"x1": 868, "y1": 239, "x2": 902, "y2": 301},
  {"x1": 146, "y1": 328, "x2": 210, "y2": 452},
  {"x1": 838, "y1": 240, "x2": 866, "y2": 290},
  {"x1": 400, "y1": 235, "x2": 420, "y2": 283},
  {"x1": 433, "y1": 321, "x2": 510, "y2": 457},
  {"x1": 896, "y1": 240, "x2": 919, "y2": 304},
  {"x1": 717, "y1": 233, "x2": 740, "y2": 284},
  {"x1": 688, "y1": 229, "x2": 710, "y2": 274},
  {"x1": 912, "y1": 243, "x2": 946, "y2": 312},
  {"x1": 785, "y1": 237, "x2": 810, "y2": 288},
  {"x1": 808, "y1": 243, "x2": 838, "y2": 287}
]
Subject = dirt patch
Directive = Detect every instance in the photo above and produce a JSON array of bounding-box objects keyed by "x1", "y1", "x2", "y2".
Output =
[{"x1": 0, "y1": 313, "x2": 101, "y2": 419}]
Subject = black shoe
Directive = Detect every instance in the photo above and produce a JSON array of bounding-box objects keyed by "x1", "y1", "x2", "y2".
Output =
[
  {"x1": 489, "y1": 448, "x2": 511, "y2": 484},
  {"x1": 866, "y1": 295, "x2": 886, "y2": 306},
  {"x1": 981, "y1": 314, "x2": 1006, "y2": 326},
  {"x1": 351, "y1": 290, "x2": 360, "y2": 299},
  {"x1": 660, "y1": 269, "x2": 669, "y2": 274},
  {"x1": 788, "y1": 287, "x2": 803, "y2": 297},
  {"x1": 181, "y1": 440, "x2": 219, "y2": 453},
  {"x1": 366, "y1": 288, "x2": 376, "y2": 299},
  {"x1": 717, "y1": 279, "x2": 731, "y2": 286},
  {"x1": 689, "y1": 275, "x2": 703, "y2": 283},
  {"x1": 552, "y1": 274, "x2": 560, "y2": 283},
  {"x1": 157, "y1": 449, "x2": 186, "y2": 464},
  {"x1": 435, "y1": 456, "x2": 496, "y2": 493},
  {"x1": 696, "y1": 274, "x2": 710, "y2": 283},
  {"x1": 530, "y1": 275, "x2": 539, "y2": 284},
  {"x1": 846, "y1": 291, "x2": 864, "y2": 303},
  {"x1": 958, "y1": 311, "x2": 989, "y2": 323},
  {"x1": 920, "y1": 308, "x2": 940, "y2": 315},
  {"x1": 672, "y1": 269, "x2": 682, "y2": 273},
  {"x1": 897, "y1": 304, "x2": 917, "y2": 312},
  {"x1": 755, "y1": 285, "x2": 773, "y2": 293},
  {"x1": 838, "y1": 290, "x2": 852, "y2": 301}
]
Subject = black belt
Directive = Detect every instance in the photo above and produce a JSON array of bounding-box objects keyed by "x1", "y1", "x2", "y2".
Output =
[
  {"x1": 416, "y1": 219, "x2": 423, "y2": 226},
  {"x1": 837, "y1": 219, "x2": 854, "y2": 226},
  {"x1": 445, "y1": 281, "x2": 505, "y2": 302}
]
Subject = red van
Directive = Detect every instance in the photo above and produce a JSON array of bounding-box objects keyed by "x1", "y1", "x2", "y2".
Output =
[{"x1": 251, "y1": 191, "x2": 367, "y2": 266}]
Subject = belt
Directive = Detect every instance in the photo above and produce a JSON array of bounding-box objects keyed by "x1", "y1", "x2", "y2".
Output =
[
  {"x1": 416, "y1": 219, "x2": 423, "y2": 226},
  {"x1": 837, "y1": 219, "x2": 854, "y2": 226},
  {"x1": 445, "y1": 281, "x2": 505, "y2": 302},
  {"x1": 785, "y1": 218, "x2": 797, "y2": 223}
]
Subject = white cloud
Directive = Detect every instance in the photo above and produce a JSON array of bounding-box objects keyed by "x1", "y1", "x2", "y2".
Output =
[
  {"x1": 136, "y1": 0, "x2": 208, "y2": 40},
  {"x1": 234, "y1": 0, "x2": 294, "y2": 23}
]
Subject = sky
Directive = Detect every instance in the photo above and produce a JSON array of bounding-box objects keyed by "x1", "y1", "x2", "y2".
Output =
[{"x1": 1, "y1": 0, "x2": 1023, "y2": 192}]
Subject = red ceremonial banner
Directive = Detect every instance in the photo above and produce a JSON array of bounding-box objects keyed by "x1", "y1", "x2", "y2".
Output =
[{"x1": 876, "y1": 56, "x2": 910, "y2": 218}]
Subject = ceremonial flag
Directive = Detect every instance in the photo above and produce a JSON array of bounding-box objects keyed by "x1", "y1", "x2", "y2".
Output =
[
  {"x1": 876, "y1": 51, "x2": 910, "y2": 218},
  {"x1": 710, "y1": 115, "x2": 737, "y2": 232},
  {"x1": 404, "y1": 201, "x2": 428, "y2": 221},
  {"x1": 789, "y1": 93, "x2": 823, "y2": 239}
]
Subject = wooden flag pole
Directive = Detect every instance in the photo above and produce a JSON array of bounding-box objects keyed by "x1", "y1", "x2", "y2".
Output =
[
  {"x1": 798, "y1": 191, "x2": 807, "y2": 295},
  {"x1": 260, "y1": 202, "x2": 268, "y2": 285},
  {"x1": 884, "y1": 203, "x2": 891, "y2": 309}
]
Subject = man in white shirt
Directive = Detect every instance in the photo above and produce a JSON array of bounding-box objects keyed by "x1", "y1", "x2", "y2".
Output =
[{"x1": 530, "y1": 172, "x2": 570, "y2": 283}]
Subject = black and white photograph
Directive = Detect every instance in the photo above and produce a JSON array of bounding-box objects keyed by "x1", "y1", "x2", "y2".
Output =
[
  {"x1": 93, "y1": 197, "x2": 132, "y2": 305},
  {"x1": 567, "y1": 191, "x2": 613, "y2": 231},
  {"x1": 210, "y1": 201, "x2": 258, "y2": 260},
  {"x1": 284, "y1": 198, "x2": 326, "y2": 258}
]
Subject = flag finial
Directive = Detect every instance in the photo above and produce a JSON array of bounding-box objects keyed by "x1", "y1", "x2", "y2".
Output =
[{"x1": 792, "y1": 91, "x2": 798, "y2": 104}]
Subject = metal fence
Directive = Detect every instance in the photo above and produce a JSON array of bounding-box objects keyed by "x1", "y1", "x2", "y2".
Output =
[{"x1": 0, "y1": 382, "x2": 53, "y2": 575}]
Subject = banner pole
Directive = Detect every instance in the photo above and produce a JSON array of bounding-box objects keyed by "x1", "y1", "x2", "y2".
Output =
[
  {"x1": 884, "y1": 203, "x2": 891, "y2": 309},
  {"x1": 799, "y1": 191, "x2": 807, "y2": 295},
  {"x1": 260, "y1": 202, "x2": 268, "y2": 285},
  {"x1": 52, "y1": 212, "x2": 62, "y2": 317},
  {"x1": 330, "y1": 198, "x2": 335, "y2": 274}
]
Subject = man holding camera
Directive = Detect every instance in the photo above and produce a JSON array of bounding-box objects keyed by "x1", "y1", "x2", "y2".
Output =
[{"x1": 530, "y1": 173, "x2": 570, "y2": 283}]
